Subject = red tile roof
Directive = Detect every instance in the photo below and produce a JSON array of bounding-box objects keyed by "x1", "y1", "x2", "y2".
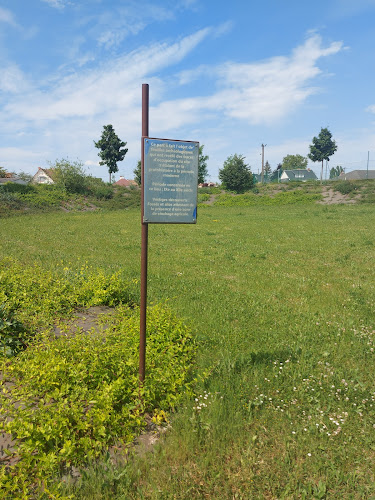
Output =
[{"x1": 114, "y1": 178, "x2": 138, "y2": 187}]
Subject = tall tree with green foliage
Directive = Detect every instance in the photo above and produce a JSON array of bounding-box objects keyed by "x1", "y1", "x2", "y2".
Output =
[
  {"x1": 282, "y1": 154, "x2": 308, "y2": 170},
  {"x1": 133, "y1": 160, "x2": 142, "y2": 185},
  {"x1": 94, "y1": 125, "x2": 128, "y2": 183},
  {"x1": 270, "y1": 163, "x2": 283, "y2": 182},
  {"x1": 329, "y1": 165, "x2": 344, "y2": 179},
  {"x1": 198, "y1": 145, "x2": 209, "y2": 184},
  {"x1": 264, "y1": 160, "x2": 272, "y2": 180},
  {"x1": 219, "y1": 154, "x2": 254, "y2": 193},
  {"x1": 308, "y1": 127, "x2": 337, "y2": 182},
  {"x1": 0, "y1": 166, "x2": 8, "y2": 178}
]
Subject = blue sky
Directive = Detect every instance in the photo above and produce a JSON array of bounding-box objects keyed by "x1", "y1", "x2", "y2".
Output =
[{"x1": 1, "y1": 0, "x2": 375, "y2": 182}]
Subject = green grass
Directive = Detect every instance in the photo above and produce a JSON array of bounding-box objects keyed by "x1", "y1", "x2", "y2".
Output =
[{"x1": 1, "y1": 203, "x2": 375, "y2": 497}]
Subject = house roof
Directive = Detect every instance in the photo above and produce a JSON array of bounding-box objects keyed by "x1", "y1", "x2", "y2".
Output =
[
  {"x1": 0, "y1": 177, "x2": 28, "y2": 185},
  {"x1": 337, "y1": 170, "x2": 375, "y2": 181},
  {"x1": 33, "y1": 167, "x2": 56, "y2": 180},
  {"x1": 282, "y1": 169, "x2": 317, "y2": 180},
  {"x1": 114, "y1": 178, "x2": 138, "y2": 187}
]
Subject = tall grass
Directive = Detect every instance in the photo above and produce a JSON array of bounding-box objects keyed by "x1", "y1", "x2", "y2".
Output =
[{"x1": 1, "y1": 203, "x2": 375, "y2": 497}]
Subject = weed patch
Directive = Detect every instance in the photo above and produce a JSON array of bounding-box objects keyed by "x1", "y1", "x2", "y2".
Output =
[{"x1": 0, "y1": 260, "x2": 196, "y2": 497}]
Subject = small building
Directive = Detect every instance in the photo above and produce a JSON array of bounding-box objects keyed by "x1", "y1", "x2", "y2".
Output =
[
  {"x1": 32, "y1": 167, "x2": 55, "y2": 185},
  {"x1": 280, "y1": 169, "x2": 317, "y2": 182},
  {"x1": 337, "y1": 170, "x2": 375, "y2": 181},
  {"x1": 114, "y1": 176, "x2": 138, "y2": 188}
]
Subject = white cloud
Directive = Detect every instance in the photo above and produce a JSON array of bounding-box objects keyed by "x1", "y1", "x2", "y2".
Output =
[
  {"x1": 0, "y1": 7, "x2": 18, "y2": 27},
  {"x1": 151, "y1": 34, "x2": 344, "y2": 129},
  {"x1": 0, "y1": 147, "x2": 49, "y2": 173},
  {"x1": 88, "y1": 3, "x2": 175, "y2": 49},
  {"x1": 41, "y1": 0, "x2": 71, "y2": 9},
  {"x1": 0, "y1": 30, "x2": 346, "y2": 179},
  {"x1": 0, "y1": 65, "x2": 30, "y2": 93},
  {"x1": 366, "y1": 104, "x2": 375, "y2": 113},
  {"x1": 211, "y1": 34, "x2": 343, "y2": 124},
  {"x1": 3, "y1": 28, "x2": 211, "y2": 123}
]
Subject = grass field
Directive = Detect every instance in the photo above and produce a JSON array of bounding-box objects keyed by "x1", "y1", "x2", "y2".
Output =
[{"x1": 1, "y1": 201, "x2": 375, "y2": 498}]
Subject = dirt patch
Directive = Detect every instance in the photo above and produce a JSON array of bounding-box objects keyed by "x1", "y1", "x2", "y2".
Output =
[
  {"x1": 318, "y1": 187, "x2": 360, "y2": 205},
  {"x1": 53, "y1": 305, "x2": 116, "y2": 337}
]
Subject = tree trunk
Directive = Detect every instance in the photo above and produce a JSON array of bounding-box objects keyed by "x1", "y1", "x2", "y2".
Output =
[{"x1": 321, "y1": 160, "x2": 324, "y2": 183}]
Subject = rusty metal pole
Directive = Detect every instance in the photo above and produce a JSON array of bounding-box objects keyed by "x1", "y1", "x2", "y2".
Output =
[{"x1": 139, "y1": 83, "x2": 149, "y2": 384}]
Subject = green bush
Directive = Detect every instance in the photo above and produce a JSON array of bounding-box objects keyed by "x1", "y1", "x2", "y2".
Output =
[
  {"x1": 0, "y1": 258, "x2": 139, "y2": 355},
  {"x1": 0, "y1": 182, "x2": 35, "y2": 195},
  {"x1": 51, "y1": 158, "x2": 90, "y2": 195},
  {"x1": 0, "y1": 303, "x2": 195, "y2": 497},
  {"x1": 20, "y1": 184, "x2": 68, "y2": 208},
  {"x1": 0, "y1": 190, "x2": 24, "y2": 212},
  {"x1": 334, "y1": 181, "x2": 358, "y2": 195},
  {"x1": 89, "y1": 184, "x2": 114, "y2": 200},
  {"x1": 0, "y1": 304, "x2": 28, "y2": 357},
  {"x1": 0, "y1": 257, "x2": 196, "y2": 497},
  {"x1": 198, "y1": 193, "x2": 210, "y2": 203}
]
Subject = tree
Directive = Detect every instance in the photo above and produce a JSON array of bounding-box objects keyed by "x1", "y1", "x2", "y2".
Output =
[
  {"x1": 94, "y1": 124, "x2": 128, "y2": 183},
  {"x1": 308, "y1": 127, "x2": 337, "y2": 182},
  {"x1": 219, "y1": 154, "x2": 254, "y2": 193},
  {"x1": 51, "y1": 158, "x2": 89, "y2": 194},
  {"x1": 133, "y1": 160, "x2": 142, "y2": 185},
  {"x1": 329, "y1": 165, "x2": 344, "y2": 179},
  {"x1": 270, "y1": 163, "x2": 283, "y2": 182},
  {"x1": 16, "y1": 171, "x2": 33, "y2": 183},
  {"x1": 282, "y1": 154, "x2": 308, "y2": 170},
  {"x1": 0, "y1": 166, "x2": 8, "y2": 178},
  {"x1": 264, "y1": 160, "x2": 272, "y2": 181},
  {"x1": 198, "y1": 145, "x2": 209, "y2": 184}
]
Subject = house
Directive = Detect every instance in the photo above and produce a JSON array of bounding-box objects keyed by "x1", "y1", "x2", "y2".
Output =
[
  {"x1": 337, "y1": 170, "x2": 375, "y2": 181},
  {"x1": 32, "y1": 167, "x2": 55, "y2": 185},
  {"x1": 280, "y1": 169, "x2": 317, "y2": 182},
  {"x1": 198, "y1": 182, "x2": 217, "y2": 188},
  {"x1": 114, "y1": 176, "x2": 138, "y2": 188},
  {"x1": 0, "y1": 177, "x2": 28, "y2": 185}
]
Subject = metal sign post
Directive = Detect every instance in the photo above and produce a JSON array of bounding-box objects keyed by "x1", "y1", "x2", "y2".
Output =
[
  {"x1": 139, "y1": 83, "x2": 198, "y2": 384},
  {"x1": 139, "y1": 83, "x2": 149, "y2": 384}
]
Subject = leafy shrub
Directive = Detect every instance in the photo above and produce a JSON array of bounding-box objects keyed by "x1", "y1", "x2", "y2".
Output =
[
  {"x1": 198, "y1": 193, "x2": 210, "y2": 203},
  {"x1": 0, "y1": 304, "x2": 196, "y2": 497},
  {"x1": 20, "y1": 184, "x2": 68, "y2": 208},
  {"x1": 219, "y1": 154, "x2": 255, "y2": 193},
  {"x1": 0, "y1": 258, "x2": 139, "y2": 353},
  {"x1": 96, "y1": 188, "x2": 141, "y2": 210},
  {"x1": 0, "y1": 182, "x2": 35, "y2": 195},
  {"x1": 89, "y1": 184, "x2": 114, "y2": 200},
  {"x1": 0, "y1": 190, "x2": 24, "y2": 212},
  {"x1": 51, "y1": 158, "x2": 90, "y2": 195},
  {"x1": 0, "y1": 304, "x2": 28, "y2": 356},
  {"x1": 334, "y1": 181, "x2": 358, "y2": 195}
]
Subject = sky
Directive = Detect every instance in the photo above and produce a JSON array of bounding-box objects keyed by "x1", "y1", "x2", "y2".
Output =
[{"x1": 1, "y1": 0, "x2": 375, "y2": 182}]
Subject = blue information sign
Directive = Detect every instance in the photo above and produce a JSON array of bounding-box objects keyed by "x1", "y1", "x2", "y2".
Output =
[{"x1": 143, "y1": 138, "x2": 199, "y2": 224}]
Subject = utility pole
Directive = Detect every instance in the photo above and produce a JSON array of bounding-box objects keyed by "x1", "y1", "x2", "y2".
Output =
[{"x1": 261, "y1": 144, "x2": 266, "y2": 183}]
